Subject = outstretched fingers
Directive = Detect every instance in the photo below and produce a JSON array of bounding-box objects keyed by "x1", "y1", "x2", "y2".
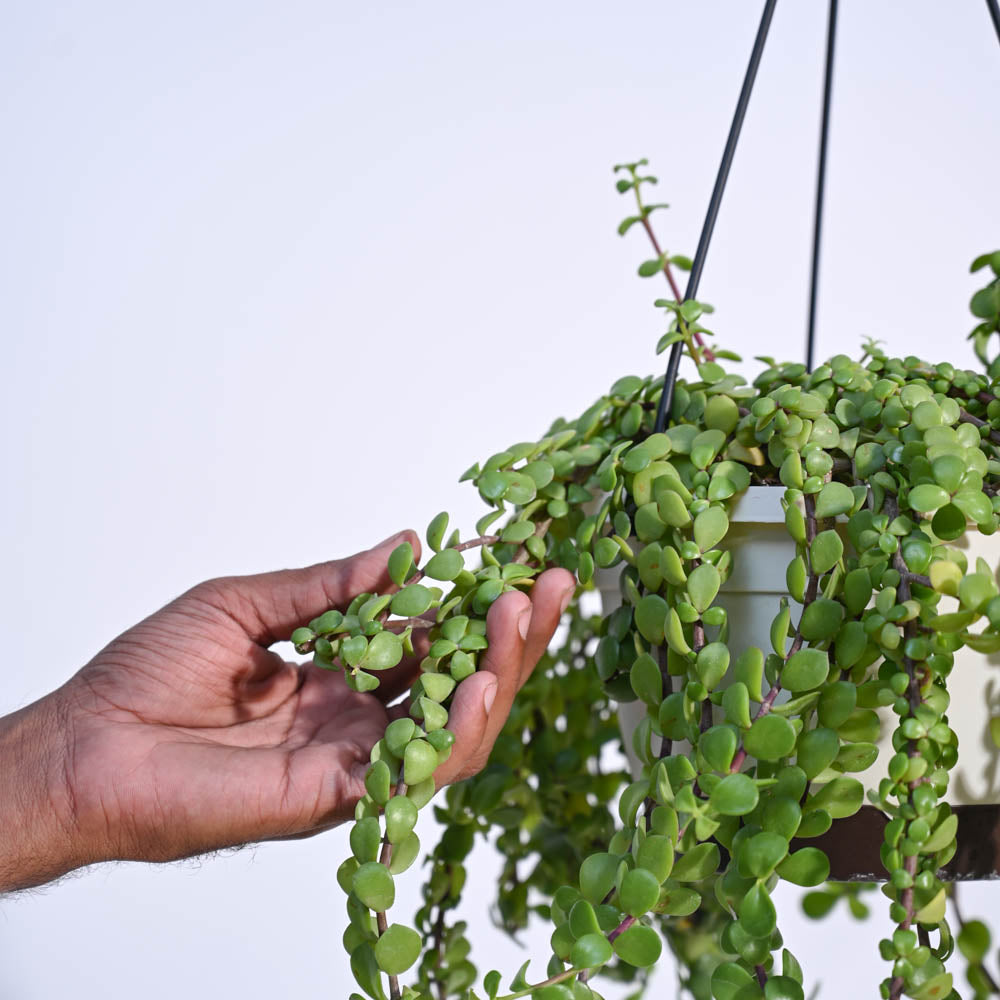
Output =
[{"x1": 434, "y1": 568, "x2": 575, "y2": 784}]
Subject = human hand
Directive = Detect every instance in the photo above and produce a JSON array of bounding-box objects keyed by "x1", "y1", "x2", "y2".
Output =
[{"x1": 0, "y1": 532, "x2": 574, "y2": 892}]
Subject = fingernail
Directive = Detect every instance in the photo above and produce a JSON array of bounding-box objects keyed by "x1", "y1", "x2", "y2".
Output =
[
  {"x1": 517, "y1": 608, "x2": 531, "y2": 640},
  {"x1": 482, "y1": 678, "x2": 498, "y2": 714},
  {"x1": 559, "y1": 588, "x2": 574, "y2": 615}
]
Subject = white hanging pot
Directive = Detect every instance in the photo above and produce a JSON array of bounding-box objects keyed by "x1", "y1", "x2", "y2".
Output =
[{"x1": 596, "y1": 485, "x2": 1000, "y2": 809}]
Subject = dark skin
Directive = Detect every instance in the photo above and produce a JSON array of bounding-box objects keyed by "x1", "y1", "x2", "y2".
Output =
[{"x1": 0, "y1": 530, "x2": 575, "y2": 892}]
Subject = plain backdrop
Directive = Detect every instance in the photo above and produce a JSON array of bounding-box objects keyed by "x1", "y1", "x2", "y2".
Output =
[{"x1": 2, "y1": 1, "x2": 999, "y2": 997}]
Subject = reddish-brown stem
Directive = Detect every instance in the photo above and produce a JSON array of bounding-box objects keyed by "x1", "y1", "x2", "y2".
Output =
[
  {"x1": 454, "y1": 534, "x2": 501, "y2": 553},
  {"x1": 608, "y1": 915, "x2": 636, "y2": 943},
  {"x1": 638, "y1": 217, "x2": 715, "y2": 362}
]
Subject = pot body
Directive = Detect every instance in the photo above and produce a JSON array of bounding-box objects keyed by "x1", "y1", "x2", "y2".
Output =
[{"x1": 598, "y1": 486, "x2": 1000, "y2": 805}]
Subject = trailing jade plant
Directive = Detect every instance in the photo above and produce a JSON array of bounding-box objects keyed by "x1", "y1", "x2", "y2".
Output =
[{"x1": 289, "y1": 162, "x2": 1000, "y2": 1000}]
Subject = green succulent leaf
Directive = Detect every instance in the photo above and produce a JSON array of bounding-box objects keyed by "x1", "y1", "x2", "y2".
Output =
[
  {"x1": 710, "y1": 773, "x2": 759, "y2": 817},
  {"x1": 814, "y1": 481, "x2": 855, "y2": 519},
  {"x1": 782, "y1": 648, "x2": 829, "y2": 692},
  {"x1": 776, "y1": 847, "x2": 830, "y2": 886},
  {"x1": 612, "y1": 924, "x2": 663, "y2": 967},
  {"x1": 745, "y1": 714, "x2": 797, "y2": 762}
]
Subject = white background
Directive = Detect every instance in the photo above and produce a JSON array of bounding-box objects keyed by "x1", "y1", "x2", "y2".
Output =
[{"x1": 2, "y1": 1, "x2": 998, "y2": 997}]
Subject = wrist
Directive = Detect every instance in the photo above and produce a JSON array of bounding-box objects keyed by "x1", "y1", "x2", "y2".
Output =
[{"x1": 0, "y1": 689, "x2": 90, "y2": 892}]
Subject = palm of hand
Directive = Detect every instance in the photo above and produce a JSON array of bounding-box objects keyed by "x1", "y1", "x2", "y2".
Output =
[{"x1": 55, "y1": 534, "x2": 573, "y2": 868}]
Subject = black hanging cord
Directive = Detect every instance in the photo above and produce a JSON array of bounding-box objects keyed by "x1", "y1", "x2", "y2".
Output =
[
  {"x1": 805, "y1": 0, "x2": 839, "y2": 373},
  {"x1": 988, "y1": 0, "x2": 1000, "y2": 45},
  {"x1": 654, "y1": 0, "x2": 779, "y2": 433}
]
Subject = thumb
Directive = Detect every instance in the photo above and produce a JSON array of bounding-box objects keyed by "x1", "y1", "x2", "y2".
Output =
[{"x1": 188, "y1": 529, "x2": 421, "y2": 645}]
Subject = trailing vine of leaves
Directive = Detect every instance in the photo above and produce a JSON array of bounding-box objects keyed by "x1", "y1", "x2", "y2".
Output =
[{"x1": 289, "y1": 163, "x2": 1000, "y2": 1000}]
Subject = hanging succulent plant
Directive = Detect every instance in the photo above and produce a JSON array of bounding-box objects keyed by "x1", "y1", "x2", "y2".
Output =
[{"x1": 290, "y1": 163, "x2": 1000, "y2": 1000}]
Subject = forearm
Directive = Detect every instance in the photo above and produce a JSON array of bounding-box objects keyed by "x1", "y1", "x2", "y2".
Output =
[{"x1": 0, "y1": 692, "x2": 86, "y2": 893}]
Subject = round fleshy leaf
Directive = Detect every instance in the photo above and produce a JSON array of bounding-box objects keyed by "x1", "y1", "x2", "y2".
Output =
[
  {"x1": 694, "y1": 507, "x2": 729, "y2": 552},
  {"x1": 635, "y1": 594, "x2": 669, "y2": 644},
  {"x1": 657, "y1": 490, "x2": 691, "y2": 527},
  {"x1": 762, "y1": 796, "x2": 802, "y2": 840},
  {"x1": 745, "y1": 714, "x2": 797, "y2": 762},
  {"x1": 391, "y1": 584, "x2": 434, "y2": 618},
  {"x1": 782, "y1": 648, "x2": 829, "y2": 691},
  {"x1": 660, "y1": 885, "x2": 701, "y2": 916},
  {"x1": 291, "y1": 626, "x2": 315, "y2": 646},
  {"x1": 579, "y1": 853, "x2": 619, "y2": 904},
  {"x1": 671, "y1": 842, "x2": 720, "y2": 880},
  {"x1": 796, "y1": 728, "x2": 839, "y2": 780},
  {"x1": 388, "y1": 831, "x2": 420, "y2": 875},
  {"x1": 350, "y1": 945, "x2": 384, "y2": 1000},
  {"x1": 931, "y1": 454, "x2": 966, "y2": 493},
  {"x1": 711, "y1": 962, "x2": 755, "y2": 1000},
  {"x1": 817, "y1": 681, "x2": 857, "y2": 729},
  {"x1": 739, "y1": 882, "x2": 776, "y2": 938},
  {"x1": 385, "y1": 717, "x2": 416, "y2": 757},
  {"x1": 384, "y1": 796, "x2": 418, "y2": 844},
  {"x1": 739, "y1": 831, "x2": 789, "y2": 878},
  {"x1": 403, "y1": 739, "x2": 438, "y2": 785},
  {"x1": 710, "y1": 773, "x2": 759, "y2": 816},
  {"x1": 696, "y1": 642, "x2": 730, "y2": 690},
  {"x1": 364, "y1": 760, "x2": 391, "y2": 806},
  {"x1": 843, "y1": 568, "x2": 872, "y2": 615},
  {"x1": 387, "y1": 543, "x2": 414, "y2": 586},
  {"x1": 311, "y1": 609, "x2": 344, "y2": 634},
  {"x1": 814, "y1": 481, "x2": 855, "y2": 519},
  {"x1": 612, "y1": 924, "x2": 662, "y2": 967},
  {"x1": 424, "y1": 549, "x2": 464, "y2": 581},
  {"x1": 523, "y1": 459, "x2": 555, "y2": 488},
  {"x1": 362, "y1": 631, "x2": 404, "y2": 671},
  {"x1": 426, "y1": 511, "x2": 449, "y2": 551},
  {"x1": 350, "y1": 816, "x2": 381, "y2": 864},
  {"x1": 337, "y1": 857, "x2": 360, "y2": 894},
  {"x1": 932, "y1": 502, "x2": 966, "y2": 541},
  {"x1": 687, "y1": 563, "x2": 721, "y2": 613},
  {"x1": 809, "y1": 530, "x2": 843, "y2": 575},
  {"x1": 776, "y1": 847, "x2": 830, "y2": 886},
  {"x1": 568, "y1": 900, "x2": 601, "y2": 938},
  {"x1": 636, "y1": 834, "x2": 674, "y2": 882},
  {"x1": 353, "y1": 861, "x2": 395, "y2": 911},
  {"x1": 806, "y1": 776, "x2": 864, "y2": 819},
  {"x1": 908, "y1": 483, "x2": 950, "y2": 513},
  {"x1": 700, "y1": 725, "x2": 739, "y2": 772},
  {"x1": 764, "y1": 975, "x2": 805, "y2": 1000},
  {"x1": 799, "y1": 599, "x2": 844, "y2": 641},
  {"x1": 374, "y1": 923, "x2": 421, "y2": 975},
  {"x1": 341, "y1": 635, "x2": 368, "y2": 668},
  {"x1": 630, "y1": 653, "x2": 662, "y2": 705},
  {"x1": 570, "y1": 932, "x2": 614, "y2": 969},
  {"x1": 421, "y1": 672, "x2": 457, "y2": 703},
  {"x1": 351, "y1": 670, "x2": 380, "y2": 693},
  {"x1": 405, "y1": 777, "x2": 436, "y2": 810},
  {"x1": 620, "y1": 867, "x2": 661, "y2": 916}
]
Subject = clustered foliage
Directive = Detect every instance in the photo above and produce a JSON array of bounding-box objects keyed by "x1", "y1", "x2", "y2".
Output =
[{"x1": 290, "y1": 167, "x2": 1000, "y2": 1000}]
